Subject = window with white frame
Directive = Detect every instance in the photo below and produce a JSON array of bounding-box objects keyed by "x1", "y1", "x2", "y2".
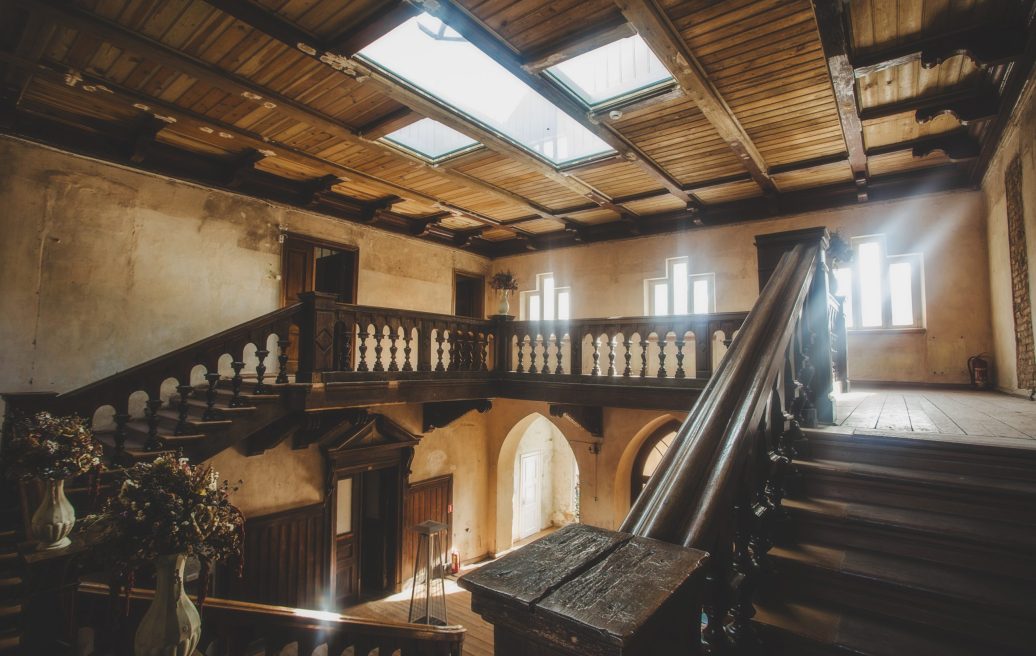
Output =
[
  {"x1": 832, "y1": 235, "x2": 924, "y2": 330},
  {"x1": 646, "y1": 258, "x2": 715, "y2": 316},
  {"x1": 521, "y1": 273, "x2": 571, "y2": 321}
]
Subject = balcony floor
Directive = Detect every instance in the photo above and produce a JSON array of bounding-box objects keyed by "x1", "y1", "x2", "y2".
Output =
[{"x1": 827, "y1": 386, "x2": 1036, "y2": 448}]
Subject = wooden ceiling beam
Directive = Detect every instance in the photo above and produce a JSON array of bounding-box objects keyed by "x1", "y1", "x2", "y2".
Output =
[
  {"x1": 325, "y1": 1, "x2": 421, "y2": 56},
  {"x1": 520, "y1": 11, "x2": 636, "y2": 74},
  {"x1": 860, "y1": 86, "x2": 1001, "y2": 125},
  {"x1": 407, "y1": 0, "x2": 699, "y2": 208},
  {"x1": 810, "y1": 0, "x2": 869, "y2": 201},
  {"x1": 615, "y1": 0, "x2": 778, "y2": 197},
  {"x1": 15, "y1": 0, "x2": 560, "y2": 233},
  {"x1": 852, "y1": 23, "x2": 1028, "y2": 78},
  {"x1": 357, "y1": 106, "x2": 420, "y2": 140}
]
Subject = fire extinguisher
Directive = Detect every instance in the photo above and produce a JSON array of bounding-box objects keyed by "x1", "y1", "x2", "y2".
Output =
[{"x1": 967, "y1": 354, "x2": 991, "y2": 390}]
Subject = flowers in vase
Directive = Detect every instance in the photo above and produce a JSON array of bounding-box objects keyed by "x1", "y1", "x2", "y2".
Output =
[
  {"x1": 489, "y1": 271, "x2": 519, "y2": 292},
  {"x1": 3, "y1": 412, "x2": 103, "y2": 481}
]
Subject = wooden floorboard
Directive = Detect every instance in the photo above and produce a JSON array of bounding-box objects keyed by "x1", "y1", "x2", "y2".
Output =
[{"x1": 832, "y1": 387, "x2": 1036, "y2": 446}]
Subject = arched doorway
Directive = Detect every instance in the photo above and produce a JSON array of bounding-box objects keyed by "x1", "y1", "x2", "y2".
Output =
[
  {"x1": 496, "y1": 413, "x2": 579, "y2": 552},
  {"x1": 629, "y1": 419, "x2": 681, "y2": 505}
]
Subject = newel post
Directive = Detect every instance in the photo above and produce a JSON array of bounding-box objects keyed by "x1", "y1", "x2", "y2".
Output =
[
  {"x1": 491, "y1": 314, "x2": 514, "y2": 374},
  {"x1": 460, "y1": 524, "x2": 709, "y2": 656},
  {"x1": 296, "y1": 291, "x2": 339, "y2": 383},
  {"x1": 755, "y1": 227, "x2": 835, "y2": 425}
]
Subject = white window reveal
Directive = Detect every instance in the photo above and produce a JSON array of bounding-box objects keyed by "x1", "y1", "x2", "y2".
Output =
[
  {"x1": 522, "y1": 273, "x2": 571, "y2": 321},
  {"x1": 646, "y1": 257, "x2": 715, "y2": 316},
  {"x1": 832, "y1": 235, "x2": 924, "y2": 330}
]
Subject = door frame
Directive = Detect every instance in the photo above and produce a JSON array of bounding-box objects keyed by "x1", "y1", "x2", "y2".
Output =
[
  {"x1": 281, "y1": 232, "x2": 359, "y2": 306},
  {"x1": 517, "y1": 451, "x2": 542, "y2": 540},
  {"x1": 452, "y1": 269, "x2": 486, "y2": 319}
]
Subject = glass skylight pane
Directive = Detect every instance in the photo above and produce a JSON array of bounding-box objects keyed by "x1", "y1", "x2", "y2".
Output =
[
  {"x1": 381, "y1": 118, "x2": 478, "y2": 161},
  {"x1": 546, "y1": 35, "x2": 674, "y2": 106},
  {"x1": 359, "y1": 14, "x2": 614, "y2": 166}
]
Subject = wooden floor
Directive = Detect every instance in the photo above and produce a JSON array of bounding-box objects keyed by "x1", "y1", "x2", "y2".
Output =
[{"x1": 830, "y1": 386, "x2": 1036, "y2": 448}]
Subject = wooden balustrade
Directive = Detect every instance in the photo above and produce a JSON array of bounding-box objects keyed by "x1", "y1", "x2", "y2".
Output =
[{"x1": 76, "y1": 581, "x2": 465, "y2": 656}]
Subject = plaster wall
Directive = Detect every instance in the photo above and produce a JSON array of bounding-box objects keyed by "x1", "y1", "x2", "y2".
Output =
[
  {"x1": 983, "y1": 75, "x2": 1036, "y2": 395},
  {"x1": 492, "y1": 191, "x2": 991, "y2": 385},
  {"x1": 206, "y1": 441, "x2": 325, "y2": 518}
]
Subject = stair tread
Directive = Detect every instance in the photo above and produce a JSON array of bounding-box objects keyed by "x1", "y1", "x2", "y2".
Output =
[
  {"x1": 152, "y1": 410, "x2": 234, "y2": 427},
  {"x1": 804, "y1": 428, "x2": 1036, "y2": 459},
  {"x1": 796, "y1": 457, "x2": 1036, "y2": 497},
  {"x1": 771, "y1": 541, "x2": 1034, "y2": 617},
  {"x1": 783, "y1": 497, "x2": 1036, "y2": 552},
  {"x1": 754, "y1": 599, "x2": 1016, "y2": 656}
]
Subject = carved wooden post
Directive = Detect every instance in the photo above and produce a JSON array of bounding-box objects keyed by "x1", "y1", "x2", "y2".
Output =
[
  {"x1": 491, "y1": 315, "x2": 514, "y2": 375},
  {"x1": 461, "y1": 524, "x2": 709, "y2": 656},
  {"x1": 295, "y1": 291, "x2": 339, "y2": 383},
  {"x1": 755, "y1": 227, "x2": 835, "y2": 424}
]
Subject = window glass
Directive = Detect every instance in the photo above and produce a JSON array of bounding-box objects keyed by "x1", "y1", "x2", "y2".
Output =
[
  {"x1": 359, "y1": 14, "x2": 614, "y2": 166},
  {"x1": 528, "y1": 295, "x2": 541, "y2": 322},
  {"x1": 543, "y1": 275, "x2": 556, "y2": 321},
  {"x1": 889, "y1": 262, "x2": 914, "y2": 326},
  {"x1": 857, "y1": 241, "x2": 883, "y2": 327},
  {"x1": 672, "y1": 261, "x2": 688, "y2": 315},
  {"x1": 834, "y1": 267, "x2": 853, "y2": 327},
  {"x1": 335, "y1": 478, "x2": 352, "y2": 535},
  {"x1": 545, "y1": 35, "x2": 673, "y2": 107},
  {"x1": 652, "y1": 281, "x2": 669, "y2": 316},
  {"x1": 557, "y1": 290, "x2": 571, "y2": 321},
  {"x1": 692, "y1": 278, "x2": 710, "y2": 315}
]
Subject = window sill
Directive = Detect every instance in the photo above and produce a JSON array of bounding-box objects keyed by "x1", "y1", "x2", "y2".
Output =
[{"x1": 847, "y1": 327, "x2": 926, "y2": 335}]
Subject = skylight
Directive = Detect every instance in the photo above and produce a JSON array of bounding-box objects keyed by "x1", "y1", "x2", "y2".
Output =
[
  {"x1": 381, "y1": 118, "x2": 480, "y2": 162},
  {"x1": 546, "y1": 35, "x2": 675, "y2": 108},
  {"x1": 358, "y1": 14, "x2": 615, "y2": 167}
]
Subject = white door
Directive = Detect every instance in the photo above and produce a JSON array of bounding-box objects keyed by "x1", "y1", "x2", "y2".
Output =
[{"x1": 518, "y1": 452, "x2": 542, "y2": 539}]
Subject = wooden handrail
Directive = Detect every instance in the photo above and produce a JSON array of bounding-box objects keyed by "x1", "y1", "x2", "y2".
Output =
[{"x1": 77, "y1": 581, "x2": 465, "y2": 655}]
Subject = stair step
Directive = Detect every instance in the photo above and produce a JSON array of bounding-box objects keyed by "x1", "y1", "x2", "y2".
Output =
[
  {"x1": 765, "y1": 542, "x2": 1036, "y2": 650},
  {"x1": 802, "y1": 429, "x2": 1036, "y2": 482},
  {"x1": 792, "y1": 458, "x2": 1036, "y2": 524},
  {"x1": 121, "y1": 423, "x2": 208, "y2": 445},
  {"x1": 753, "y1": 598, "x2": 1020, "y2": 656},
  {"x1": 0, "y1": 605, "x2": 19, "y2": 619},
  {"x1": 0, "y1": 631, "x2": 19, "y2": 653},
  {"x1": 153, "y1": 410, "x2": 234, "y2": 431},
  {"x1": 782, "y1": 497, "x2": 1036, "y2": 579},
  {"x1": 168, "y1": 398, "x2": 257, "y2": 416}
]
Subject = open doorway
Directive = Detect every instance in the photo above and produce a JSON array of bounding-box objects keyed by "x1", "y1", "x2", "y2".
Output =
[
  {"x1": 454, "y1": 271, "x2": 485, "y2": 319},
  {"x1": 282, "y1": 234, "x2": 358, "y2": 306},
  {"x1": 332, "y1": 466, "x2": 402, "y2": 607}
]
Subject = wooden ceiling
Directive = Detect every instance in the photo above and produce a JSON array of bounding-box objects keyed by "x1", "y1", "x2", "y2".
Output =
[{"x1": 0, "y1": 0, "x2": 1032, "y2": 256}]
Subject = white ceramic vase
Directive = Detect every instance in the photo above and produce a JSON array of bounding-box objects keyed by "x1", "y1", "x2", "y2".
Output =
[
  {"x1": 134, "y1": 554, "x2": 201, "y2": 656},
  {"x1": 497, "y1": 290, "x2": 511, "y2": 315},
  {"x1": 31, "y1": 478, "x2": 75, "y2": 550}
]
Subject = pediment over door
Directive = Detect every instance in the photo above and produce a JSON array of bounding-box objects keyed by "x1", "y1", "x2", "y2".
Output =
[{"x1": 320, "y1": 412, "x2": 420, "y2": 471}]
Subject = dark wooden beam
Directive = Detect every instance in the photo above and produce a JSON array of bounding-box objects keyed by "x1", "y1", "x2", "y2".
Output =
[
  {"x1": 404, "y1": 0, "x2": 700, "y2": 208},
  {"x1": 126, "y1": 113, "x2": 167, "y2": 164},
  {"x1": 357, "y1": 106, "x2": 419, "y2": 140},
  {"x1": 811, "y1": 0, "x2": 869, "y2": 201},
  {"x1": 853, "y1": 23, "x2": 1028, "y2": 78},
  {"x1": 615, "y1": 0, "x2": 778, "y2": 197},
  {"x1": 325, "y1": 1, "x2": 421, "y2": 56},
  {"x1": 201, "y1": 0, "x2": 320, "y2": 53},
  {"x1": 548, "y1": 404, "x2": 604, "y2": 438},
  {"x1": 860, "y1": 87, "x2": 1001, "y2": 125},
  {"x1": 422, "y1": 399, "x2": 492, "y2": 432},
  {"x1": 18, "y1": 0, "x2": 566, "y2": 233},
  {"x1": 223, "y1": 147, "x2": 267, "y2": 189},
  {"x1": 521, "y1": 11, "x2": 635, "y2": 73}
]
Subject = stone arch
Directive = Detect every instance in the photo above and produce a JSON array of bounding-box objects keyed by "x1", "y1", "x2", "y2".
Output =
[
  {"x1": 612, "y1": 414, "x2": 684, "y2": 522},
  {"x1": 495, "y1": 412, "x2": 580, "y2": 553}
]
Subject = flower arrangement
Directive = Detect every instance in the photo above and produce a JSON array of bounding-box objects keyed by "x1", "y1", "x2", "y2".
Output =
[
  {"x1": 489, "y1": 271, "x2": 519, "y2": 291},
  {"x1": 4, "y1": 412, "x2": 103, "y2": 481},
  {"x1": 828, "y1": 231, "x2": 854, "y2": 266},
  {"x1": 84, "y1": 456, "x2": 244, "y2": 584}
]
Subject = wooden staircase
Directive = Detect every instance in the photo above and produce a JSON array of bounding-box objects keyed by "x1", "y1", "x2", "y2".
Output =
[{"x1": 754, "y1": 430, "x2": 1036, "y2": 655}]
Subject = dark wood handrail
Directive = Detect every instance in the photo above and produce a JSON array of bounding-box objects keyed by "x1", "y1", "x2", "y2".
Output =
[{"x1": 77, "y1": 581, "x2": 465, "y2": 655}]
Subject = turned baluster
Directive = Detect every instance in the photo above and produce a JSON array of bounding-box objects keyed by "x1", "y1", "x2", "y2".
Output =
[
  {"x1": 174, "y1": 385, "x2": 193, "y2": 435},
  {"x1": 657, "y1": 333, "x2": 668, "y2": 378},
  {"x1": 403, "y1": 330, "x2": 414, "y2": 372},
  {"x1": 675, "y1": 335, "x2": 686, "y2": 379},
  {"x1": 479, "y1": 334, "x2": 489, "y2": 372},
  {"x1": 515, "y1": 336, "x2": 525, "y2": 373},
  {"x1": 606, "y1": 334, "x2": 617, "y2": 376},
  {"x1": 726, "y1": 503, "x2": 763, "y2": 652},
  {"x1": 435, "y1": 331, "x2": 447, "y2": 372},
  {"x1": 528, "y1": 336, "x2": 539, "y2": 374},
  {"x1": 373, "y1": 325, "x2": 386, "y2": 372},
  {"x1": 555, "y1": 335, "x2": 565, "y2": 374},
  {"x1": 461, "y1": 332, "x2": 473, "y2": 371},
  {"x1": 254, "y1": 349, "x2": 269, "y2": 394},
  {"x1": 591, "y1": 336, "x2": 601, "y2": 376},
  {"x1": 622, "y1": 336, "x2": 633, "y2": 377},
  {"x1": 639, "y1": 337, "x2": 649, "y2": 377},
  {"x1": 113, "y1": 412, "x2": 130, "y2": 456},
  {"x1": 276, "y1": 337, "x2": 290, "y2": 384},
  {"x1": 144, "y1": 398, "x2": 163, "y2": 451},
  {"x1": 229, "y1": 361, "x2": 245, "y2": 407},
  {"x1": 203, "y1": 372, "x2": 221, "y2": 420},
  {"x1": 388, "y1": 328, "x2": 400, "y2": 372},
  {"x1": 541, "y1": 335, "x2": 554, "y2": 375},
  {"x1": 357, "y1": 326, "x2": 370, "y2": 372}
]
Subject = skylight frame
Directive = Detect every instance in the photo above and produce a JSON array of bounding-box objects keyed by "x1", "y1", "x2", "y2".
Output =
[
  {"x1": 356, "y1": 14, "x2": 617, "y2": 169},
  {"x1": 543, "y1": 34, "x2": 678, "y2": 110},
  {"x1": 378, "y1": 117, "x2": 483, "y2": 164}
]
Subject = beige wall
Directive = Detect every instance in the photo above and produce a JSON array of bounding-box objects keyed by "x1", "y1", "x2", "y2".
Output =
[
  {"x1": 983, "y1": 73, "x2": 1036, "y2": 395},
  {"x1": 492, "y1": 191, "x2": 992, "y2": 385}
]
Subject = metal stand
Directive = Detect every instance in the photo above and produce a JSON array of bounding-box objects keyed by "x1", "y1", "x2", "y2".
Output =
[{"x1": 408, "y1": 520, "x2": 449, "y2": 626}]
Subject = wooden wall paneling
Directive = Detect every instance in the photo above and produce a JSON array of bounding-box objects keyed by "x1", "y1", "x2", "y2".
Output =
[{"x1": 402, "y1": 475, "x2": 453, "y2": 584}]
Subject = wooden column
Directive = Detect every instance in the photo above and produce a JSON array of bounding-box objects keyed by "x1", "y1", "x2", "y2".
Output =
[
  {"x1": 460, "y1": 524, "x2": 709, "y2": 656},
  {"x1": 296, "y1": 291, "x2": 339, "y2": 383},
  {"x1": 755, "y1": 228, "x2": 835, "y2": 424}
]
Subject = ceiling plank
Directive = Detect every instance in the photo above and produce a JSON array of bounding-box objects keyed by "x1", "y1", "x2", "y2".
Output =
[
  {"x1": 810, "y1": 0, "x2": 869, "y2": 200},
  {"x1": 408, "y1": 0, "x2": 699, "y2": 208},
  {"x1": 520, "y1": 11, "x2": 636, "y2": 74},
  {"x1": 614, "y1": 0, "x2": 779, "y2": 197},
  {"x1": 15, "y1": 0, "x2": 568, "y2": 228}
]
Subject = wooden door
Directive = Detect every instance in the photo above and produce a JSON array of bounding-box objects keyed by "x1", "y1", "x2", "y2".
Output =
[
  {"x1": 282, "y1": 237, "x2": 314, "y2": 307},
  {"x1": 333, "y1": 476, "x2": 361, "y2": 607},
  {"x1": 402, "y1": 475, "x2": 453, "y2": 583}
]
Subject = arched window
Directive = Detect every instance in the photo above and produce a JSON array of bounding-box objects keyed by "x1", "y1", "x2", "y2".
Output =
[{"x1": 630, "y1": 421, "x2": 680, "y2": 504}]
